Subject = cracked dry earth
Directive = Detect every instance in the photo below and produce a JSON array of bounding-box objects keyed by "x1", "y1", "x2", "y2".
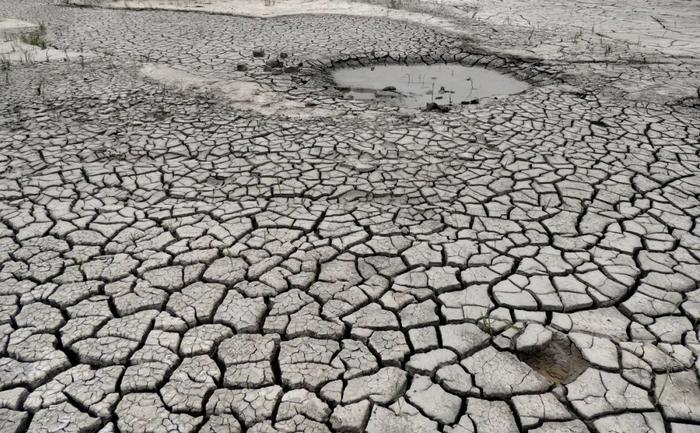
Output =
[{"x1": 1, "y1": 0, "x2": 700, "y2": 433}]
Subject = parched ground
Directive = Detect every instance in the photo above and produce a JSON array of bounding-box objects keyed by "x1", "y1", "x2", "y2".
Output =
[{"x1": 0, "y1": 0, "x2": 699, "y2": 432}]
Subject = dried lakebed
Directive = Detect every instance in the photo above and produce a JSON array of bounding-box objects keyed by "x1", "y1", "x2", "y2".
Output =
[
  {"x1": 333, "y1": 63, "x2": 529, "y2": 107},
  {"x1": 0, "y1": 1, "x2": 699, "y2": 433}
]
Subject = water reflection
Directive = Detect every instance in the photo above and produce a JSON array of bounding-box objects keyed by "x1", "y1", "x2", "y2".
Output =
[{"x1": 333, "y1": 63, "x2": 528, "y2": 108}]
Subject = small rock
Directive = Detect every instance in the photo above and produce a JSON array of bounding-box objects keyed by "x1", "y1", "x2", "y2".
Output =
[
  {"x1": 265, "y1": 58, "x2": 283, "y2": 68},
  {"x1": 253, "y1": 48, "x2": 265, "y2": 57},
  {"x1": 423, "y1": 102, "x2": 449, "y2": 113},
  {"x1": 236, "y1": 63, "x2": 248, "y2": 72}
]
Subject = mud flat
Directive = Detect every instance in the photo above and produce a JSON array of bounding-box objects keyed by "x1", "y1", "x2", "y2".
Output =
[{"x1": 0, "y1": 0, "x2": 699, "y2": 432}]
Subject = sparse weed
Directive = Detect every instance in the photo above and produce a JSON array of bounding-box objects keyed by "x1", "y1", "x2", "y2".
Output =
[
  {"x1": 655, "y1": 350, "x2": 684, "y2": 401},
  {"x1": 653, "y1": 298, "x2": 686, "y2": 401},
  {"x1": 572, "y1": 29, "x2": 583, "y2": 43},
  {"x1": 0, "y1": 57, "x2": 10, "y2": 86},
  {"x1": 477, "y1": 315, "x2": 497, "y2": 335},
  {"x1": 19, "y1": 23, "x2": 49, "y2": 49},
  {"x1": 656, "y1": 370, "x2": 674, "y2": 400},
  {"x1": 36, "y1": 78, "x2": 46, "y2": 98},
  {"x1": 476, "y1": 313, "x2": 523, "y2": 337},
  {"x1": 101, "y1": 147, "x2": 128, "y2": 160},
  {"x1": 527, "y1": 28, "x2": 535, "y2": 43}
]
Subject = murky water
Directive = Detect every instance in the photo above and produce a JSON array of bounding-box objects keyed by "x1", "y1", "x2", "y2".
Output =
[{"x1": 333, "y1": 63, "x2": 529, "y2": 108}]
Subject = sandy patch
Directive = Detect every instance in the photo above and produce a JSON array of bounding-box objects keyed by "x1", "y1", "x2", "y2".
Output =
[
  {"x1": 1, "y1": 18, "x2": 94, "y2": 64},
  {"x1": 0, "y1": 18, "x2": 39, "y2": 34},
  {"x1": 0, "y1": 41, "x2": 92, "y2": 64},
  {"x1": 68, "y1": 0, "x2": 700, "y2": 62},
  {"x1": 67, "y1": 0, "x2": 476, "y2": 41},
  {"x1": 140, "y1": 63, "x2": 345, "y2": 118}
]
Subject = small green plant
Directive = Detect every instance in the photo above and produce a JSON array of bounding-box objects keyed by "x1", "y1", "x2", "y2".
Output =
[
  {"x1": 527, "y1": 28, "x2": 536, "y2": 43},
  {"x1": 1, "y1": 57, "x2": 10, "y2": 86},
  {"x1": 36, "y1": 78, "x2": 45, "y2": 98},
  {"x1": 19, "y1": 23, "x2": 49, "y2": 49},
  {"x1": 477, "y1": 315, "x2": 497, "y2": 336},
  {"x1": 656, "y1": 372, "x2": 673, "y2": 401},
  {"x1": 476, "y1": 313, "x2": 523, "y2": 336},
  {"x1": 653, "y1": 298, "x2": 686, "y2": 401},
  {"x1": 655, "y1": 350, "x2": 684, "y2": 401}
]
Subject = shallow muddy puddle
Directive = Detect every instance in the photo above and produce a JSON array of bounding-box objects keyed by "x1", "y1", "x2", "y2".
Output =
[{"x1": 333, "y1": 63, "x2": 529, "y2": 108}]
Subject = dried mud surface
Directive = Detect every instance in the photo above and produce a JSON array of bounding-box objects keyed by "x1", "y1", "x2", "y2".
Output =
[{"x1": 0, "y1": 0, "x2": 699, "y2": 432}]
